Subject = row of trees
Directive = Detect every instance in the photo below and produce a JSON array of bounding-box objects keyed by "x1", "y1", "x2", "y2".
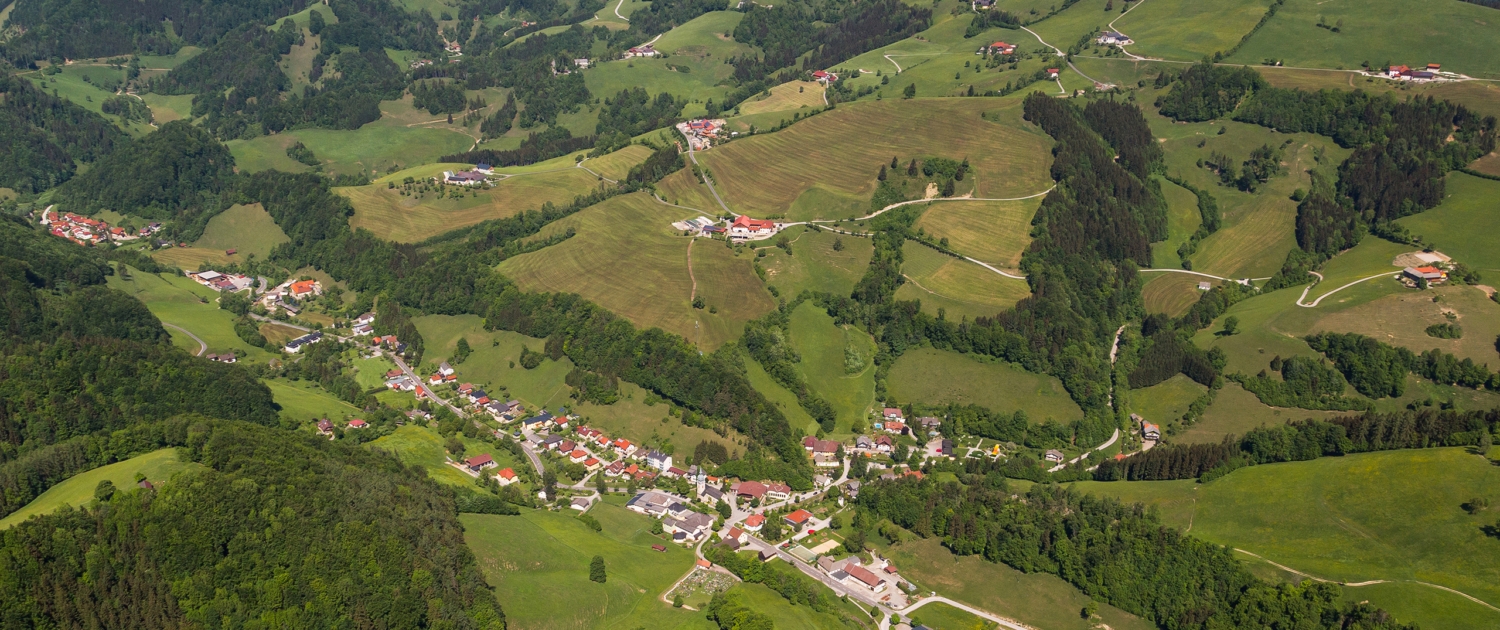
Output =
[{"x1": 1307, "y1": 331, "x2": 1500, "y2": 396}]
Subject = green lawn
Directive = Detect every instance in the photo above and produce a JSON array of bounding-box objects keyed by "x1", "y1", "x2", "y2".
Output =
[
  {"x1": 369, "y1": 424, "x2": 479, "y2": 489},
  {"x1": 1123, "y1": 374, "x2": 1207, "y2": 429},
  {"x1": 0, "y1": 449, "x2": 203, "y2": 529},
  {"x1": 756, "y1": 226, "x2": 876, "y2": 298},
  {"x1": 106, "y1": 268, "x2": 276, "y2": 361},
  {"x1": 895, "y1": 242, "x2": 1031, "y2": 322},
  {"x1": 886, "y1": 347, "x2": 1084, "y2": 423},
  {"x1": 1309, "y1": 283, "x2": 1500, "y2": 367},
  {"x1": 1225, "y1": 0, "x2": 1500, "y2": 79},
  {"x1": 789, "y1": 301, "x2": 877, "y2": 437},
  {"x1": 193, "y1": 203, "x2": 290, "y2": 259},
  {"x1": 1397, "y1": 172, "x2": 1500, "y2": 276},
  {"x1": 1141, "y1": 272, "x2": 1214, "y2": 318},
  {"x1": 743, "y1": 347, "x2": 821, "y2": 436},
  {"x1": 905, "y1": 601, "x2": 993, "y2": 630},
  {"x1": 1072, "y1": 448, "x2": 1500, "y2": 629},
  {"x1": 341, "y1": 167, "x2": 599, "y2": 243},
  {"x1": 264, "y1": 378, "x2": 362, "y2": 423},
  {"x1": 1111, "y1": 0, "x2": 1275, "y2": 61},
  {"x1": 23, "y1": 64, "x2": 154, "y2": 135}
]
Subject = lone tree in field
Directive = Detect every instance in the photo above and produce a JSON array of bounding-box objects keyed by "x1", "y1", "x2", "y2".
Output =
[
  {"x1": 903, "y1": 83, "x2": 916, "y2": 98},
  {"x1": 1220, "y1": 315, "x2": 1239, "y2": 336},
  {"x1": 589, "y1": 555, "x2": 607, "y2": 583}
]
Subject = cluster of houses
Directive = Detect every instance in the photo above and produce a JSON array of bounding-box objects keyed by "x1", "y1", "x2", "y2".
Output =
[
  {"x1": 40, "y1": 209, "x2": 138, "y2": 245},
  {"x1": 203, "y1": 352, "x2": 238, "y2": 363},
  {"x1": 445, "y1": 41, "x2": 462, "y2": 56},
  {"x1": 623, "y1": 44, "x2": 658, "y2": 58},
  {"x1": 284, "y1": 331, "x2": 323, "y2": 353},
  {"x1": 1096, "y1": 31, "x2": 1133, "y2": 46},
  {"x1": 456, "y1": 452, "x2": 522, "y2": 487},
  {"x1": 627, "y1": 491, "x2": 717, "y2": 543},
  {"x1": 670, "y1": 215, "x2": 728, "y2": 236},
  {"x1": 186, "y1": 269, "x2": 254, "y2": 292},
  {"x1": 350, "y1": 311, "x2": 376, "y2": 336},
  {"x1": 260, "y1": 278, "x2": 322, "y2": 315},
  {"x1": 817, "y1": 554, "x2": 902, "y2": 595},
  {"x1": 1386, "y1": 63, "x2": 1448, "y2": 82},
  {"x1": 675, "y1": 118, "x2": 727, "y2": 151},
  {"x1": 443, "y1": 164, "x2": 493, "y2": 186}
]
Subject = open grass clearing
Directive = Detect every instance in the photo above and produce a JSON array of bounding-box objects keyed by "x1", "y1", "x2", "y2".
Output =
[
  {"x1": 696, "y1": 97, "x2": 1054, "y2": 221},
  {"x1": 498, "y1": 193, "x2": 776, "y2": 349},
  {"x1": 1124, "y1": 374, "x2": 1207, "y2": 428},
  {"x1": 1225, "y1": 0, "x2": 1500, "y2": 79},
  {"x1": 1149, "y1": 177, "x2": 1203, "y2": 271},
  {"x1": 1112, "y1": 0, "x2": 1275, "y2": 61},
  {"x1": 1310, "y1": 284, "x2": 1500, "y2": 366},
  {"x1": 106, "y1": 268, "x2": 275, "y2": 360},
  {"x1": 227, "y1": 104, "x2": 474, "y2": 177},
  {"x1": 150, "y1": 246, "x2": 234, "y2": 270},
  {"x1": 743, "y1": 347, "x2": 822, "y2": 436},
  {"x1": 738, "y1": 80, "x2": 827, "y2": 115},
  {"x1": 140, "y1": 93, "x2": 195, "y2": 123},
  {"x1": 1470, "y1": 152, "x2": 1500, "y2": 177},
  {"x1": 341, "y1": 168, "x2": 602, "y2": 242},
  {"x1": 368, "y1": 424, "x2": 478, "y2": 489},
  {"x1": 575, "y1": 382, "x2": 749, "y2": 470},
  {"x1": 912, "y1": 198, "x2": 1039, "y2": 270},
  {"x1": 1397, "y1": 172, "x2": 1500, "y2": 275},
  {"x1": 192, "y1": 203, "x2": 290, "y2": 259},
  {"x1": 1074, "y1": 448, "x2": 1500, "y2": 629},
  {"x1": 580, "y1": 143, "x2": 654, "y2": 181},
  {"x1": 896, "y1": 242, "x2": 1030, "y2": 322},
  {"x1": 0, "y1": 449, "x2": 203, "y2": 530},
  {"x1": 831, "y1": 14, "x2": 1066, "y2": 101},
  {"x1": 264, "y1": 378, "x2": 363, "y2": 423},
  {"x1": 24, "y1": 64, "x2": 154, "y2": 135},
  {"x1": 757, "y1": 226, "x2": 875, "y2": 297},
  {"x1": 1176, "y1": 383, "x2": 1342, "y2": 444},
  {"x1": 1141, "y1": 272, "x2": 1215, "y2": 318},
  {"x1": 789, "y1": 301, "x2": 877, "y2": 437},
  {"x1": 887, "y1": 347, "x2": 1084, "y2": 423}
]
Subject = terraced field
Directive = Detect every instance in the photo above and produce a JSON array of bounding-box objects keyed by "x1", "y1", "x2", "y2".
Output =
[{"x1": 695, "y1": 97, "x2": 1054, "y2": 220}]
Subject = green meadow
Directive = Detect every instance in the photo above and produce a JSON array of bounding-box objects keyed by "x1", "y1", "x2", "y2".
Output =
[
  {"x1": 106, "y1": 267, "x2": 276, "y2": 360},
  {"x1": 886, "y1": 347, "x2": 1084, "y2": 423},
  {"x1": 789, "y1": 302, "x2": 877, "y2": 436},
  {"x1": 413, "y1": 315, "x2": 576, "y2": 411},
  {"x1": 895, "y1": 242, "x2": 1030, "y2": 321},
  {"x1": 369, "y1": 424, "x2": 482, "y2": 489},
  {"x1": 756, "y1": 226, "x2": 876, "y2": 298},
  {"x1": 1111, "y1": 0, "x2": 1275, "y2": 61},
  {"x1": 0, "y1": 449, "x2": 203, "y2": 530},
  {"x1": 1397, "y1": 172, "x2": 1500, "y2": 276},
  {"x1": 193, "y1": 203, "x2": 290, "y2": 259},
  {"x1": 1070, "y1": 448, "x2": 1500, "y2": 629},
  {"x1": 1123, "y1": 374, "x2": 1207, "y2": 428},
  {"x1": 912, "y1": 198, "x2": 1040, "y2": 271},
  {"x1": 1175, "y1": 383, "x2": 1342, "y2": 444},
  {"x1": 24, "y1": 64, "x2": 155, "y2": 135},
  {"x1": 265, "y1": 378, "x2": 363, "y2": 423}
]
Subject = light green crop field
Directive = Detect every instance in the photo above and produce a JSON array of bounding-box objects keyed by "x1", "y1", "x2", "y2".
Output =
[
  {"x1": 579, "y1": 143, "x2": 654, "y2": 181},
  {"x1": 1073, "y1": 448, "x2": 1500, "y2": 629},
  {"x1": 1111, "y1": 0, "x2": 1274, "y2": 61},
  {"x1": 896, "y1": 242, "x2": 1031, "y2": 321},
  {"x1": 742, "y1": 346, "x2": 821, "y2": 435},
  {"x1": 574, "y1": 381, "x2": 747, "y2": 460},
  {"x1": 412, "y1": 315, "x2": 577, "y2": 411},
  {"x1": 368, "y1": 425, "x2": 479, "y2": 489},
  {"x1": 227, "y1": 108, "x2": 474, "y2": 177},
  {"x1": 738, "y1": 80, "x2": 827, "y2": 115},
  {"x1": 1176, "y1": 383, "x2": 1342, "y2": 444},
  {"x1": 265, "y1": 378, "x2": 363, "y2": 423},
  {"x1": 1311, "y1": 284, "x2": 1500, "y2": 366},
  {"x1": 1299, "y1": 237, "x2": 1408, "y2": 302},
  {"x1": 461, "y1": 503, "x2": 713, "y2": 629},
  {"x1": 1226, "y1": 0, "x2": 1500, "y2": 79},
  {"x1": 1140, "y1": 272, "x2": 1214, "y2": 318},
  {"x1": 789, "y1": 302, "x2": 877, "y2": 436},
  {"x1": 695, "y1": 98, "x2": 1054, "y2": 220},
  {"x1": 757, "y1": 227, "x2": 875, "y2": 297},
  {"x1": 913, "y1": 198, "x2": 1040, "y2": 270},
  {"x1": 877, "y1": 536, "x2": 1155, "y2": 630},
  {"x1": 1149, "y1": 178, "x2": 1203, "y2": 270},
  {"x1": 498, "y1": 193, "x2": 777, "y2": 349},
  {"x1": 0, "y1": 449, "x2": 202, "y2": 530},
  {"x1": 1124, "y1": 374, "x2": 1207, "y2": 427},
  {"x1": 1397, "y1": 172, "x2": 1500, "y2": 275},
  {"x1": 107, "y1": 268, "x2": 275, "y2": 360},
  {"x1": 886, "y1": 347, "x2": 1084, "y2": 423},
  {"x1": 342, "y1": 168, "x2": 602, "y2": 242},
  {"x1": 192, "y1": 203, "x2": 290, "y2": 258}
]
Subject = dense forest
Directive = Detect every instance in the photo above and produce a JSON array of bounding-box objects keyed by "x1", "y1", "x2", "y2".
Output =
[
  {"x1": 858, "y1": 479, "x2": 1414, "y2": 629},
  {"x1": 0, "y1": 0, "x2": 309, "y2": 66},
  {"x1": 1307, "y1": 331, "x2": 1500, "y2": 395},
  {"x1": 0, "y1": 72, "x2": 128, "y2": 193}
]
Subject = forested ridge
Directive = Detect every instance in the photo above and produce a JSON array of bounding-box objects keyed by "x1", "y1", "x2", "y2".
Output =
[
  {"x1": 0, "y1": 72, "x2": 128, "y2": 193},
  {"x1": 0, "y1": 0, "x2": 310, "y2": 66}
]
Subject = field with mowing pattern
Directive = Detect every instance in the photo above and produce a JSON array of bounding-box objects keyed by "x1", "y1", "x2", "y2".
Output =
[
  {"x1": 904, "y1": 602, "x2": 989, "y2": 630},
  {"x1": 695, "y1": 97, "x2": 1054, "y2": 221},
  {"x1": 738, "y1": 80, "x2": 827, "y2": 115},
  {"x1": 789, "y1": 302, "x2": 877, "y2": 436},
  {"x1": 1397, "y1": 172, "x2": 1500, "y2": 276},
  {"x1": 192, "y1": 203, "x2": 290, "y2": 259},
  {"x1": 1225, "y1": 0, "x2": 1500, "y2": 79},
  {"x1": 912, "y1": 198, "x2": 1040, "y2": 270},
  {"x1": 342, "y1": 168, "x2": 602, "y2": 242},
  {"x1": 0, "y1": 449, "x2": 203, "y2": 530},
  {"x1": 1310, "y1": 283, "x2": 1500, "y2": 365},
  {"x1": 150, "y1": 246, "x2": 234, "y2": 270},
  {"x1": 886, "y1": 347, "x2": 1084, "y2": 423},
  {"x1": 756, "y1": 226, "x2": 875, "y2": 297},
  {"x1": 498, "y1": 193, "x2": 777, "y2": 349},
  {"x1": 1176, "y1": 383, "x2": 1342, "y2": 444},
  {"x1": 1071, "y1": 448, "x2": 1500, "y2": 629},
  {"x1": 1471, "y1": 152, "x2": 1500, "y2": 177},
  {"x1": 1111, "y1": 0, "x2": 1275, "y2": 61},
  {"x1": 1140, "y1": 272, "x2": 1215, "y2": 318},
  {"x1": 585, "y1": 12, "x2": 755, "y2": 115},
  {"x1": 896, "y1": 242, "x2": 1030, "y2": 321},
  {"x1": 580, "y1": 143, "x2": 654, "y2": 181}
]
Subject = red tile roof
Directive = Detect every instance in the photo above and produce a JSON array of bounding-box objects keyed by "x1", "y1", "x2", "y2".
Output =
[
  {"x1": 467, "y1": 454, "x2": 494, "y2": 467},
  {"x1": 785, "y1": 509, "x2": 812, "y2": 524}
]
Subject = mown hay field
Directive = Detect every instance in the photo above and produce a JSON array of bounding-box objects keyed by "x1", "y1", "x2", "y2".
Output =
[
  {"x1": 756, "y1": 227, "x2": 875, "y2": 297},
  {"x1": 695, "y1": 97, "x2": 1054, "y2": 220},
  {"x1": 895, "y1": 242, "x2": 1030, "y2": 322},
  {"x1": 342, "y1": 168, "x2": 602, "y2": 242},
  {"x1": 1111, "y1": 0, "x2": 1275, "y2": 61},
  {"x1": 738, "y1": 80, "x2": 827, "y2": 115},
  {"x1": 912, "y1": 198, "x2": 1039, "y2": 270},
  {"x1": 193, "y1": 203, "x2": 289, "y2": 258},
  {"x1": 1140, "y1": 272, "x2": 1214, "y2": 318},
  {"x1": 886, "y1": 347, "x2": 1084, "y2": 423}
]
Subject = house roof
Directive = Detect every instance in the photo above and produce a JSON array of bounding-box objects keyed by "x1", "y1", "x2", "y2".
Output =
[
  {"x1": 745, "y1": 514, "x2": 765, "y2": 527},
  {"x1": 845, "y1": 564, "x2": 883, "y2": 587},
  {"x1": 735, "y1": 481, "x2": 768, "y2": 497},
  {"x1": 731, "y1": 215, "x2": 776, "y2": 231},
  {"x1": 467, "y1": 454, "x2": 494, "y2": 467},
  {"x1": 727, "y1": 526, "x2": 745, "y2": 539},
  {"x1": 497, "y1": 467, "x2": 517, "y2": 479},
  {"x1": 785, "y1": 509, "x2": 812, "y2": 524},
  {"x1": 290, "y1": 280, "x2": 317, "y2": 294},
  {"x1": 584, "y1": 457, "x2": 599, "y2": 467},
  {"x1": 348, "y1": 419, "x2": 367, "y2": 428},
  {"x1": 570, "y1": 449, "x2": 587, "y2": 458}
]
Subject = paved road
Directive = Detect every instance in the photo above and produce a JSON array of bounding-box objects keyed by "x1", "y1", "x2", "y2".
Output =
[
  {"x1": 886, "y1": 596, "x2": 1033, "y2": 630},
  {"x1": 676, "y1": 129, "x2": 734, "y2": 214},
  {"x1": 1137, "y1": 268, "x2": 1271, "y2": 284},
  {"x1": 1297, "y1": 270, "x2": 1396, "y2": 308},
  {"x1": 164, "y1": 323, "x2": 207, "y2": 356}
]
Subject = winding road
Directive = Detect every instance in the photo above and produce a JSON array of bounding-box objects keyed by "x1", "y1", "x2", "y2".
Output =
[
  {"x1": 1232, "y1": 549, "x2": 1500, "y2": 613},
  {"x1": 1137, "y1": 268, "x2": 1270, "y2": 283},
  {"x1": 1296, "y1": 270, "x2": 1396, "y2": 308},
  {"x1": 164, "y1": 323, "x2": 207, "y2": 356},
  {"x1": 885, "y1": 597, "x2": 1033, "y2": 630}
]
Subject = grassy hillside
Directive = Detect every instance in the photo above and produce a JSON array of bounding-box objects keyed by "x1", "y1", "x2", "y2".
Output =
[
  {"x1": 1175, "y1": 383, "x2": 1343, "y2": 444},
  {"x1": 1397, "y1": 172, "x2": 1500, "y2": 276},
  {"x1": 1311, "y1": 284, "x2": 1500, "y2": 366},
  {"x1": 1071, "y1": 448, "x2": 1500, "y2": 629},
  {"x1": 413, "y1": 315, "x2": 576, "y2": 411},
  {"x1": 498, "y1": 193, "x2": 777, "y2": 349},
  {"x1": 738, "y1": 80, "x2": 827, "y2": 115},
  {"x1": 912, "y1": 198, "x2": 1040, "y2": 270},
  {"x1": 265, "y1": 378, "x2": 364, "y2": 423},
  {"x1": 696, "y1": 98, "x2": 1054, "y2": 221},
  {"x1": 1111, "y1": 0, "x2": 1275, "y2": 60},
  {"x1": 341, "y1": 167, "x2": 601, "y2": 242},
  {"x1": 1149, "y1": 178, "x2": 1203, "y2": 271},
  {"x1": 789, "y1": 302, "x2": 877, "y2": 436},
  {"x1": 192, "y1": 203, "x2": 290, "y2": 258},
  {"x1": 22, "y1": 63, "x2": 155, "y2": 135},
  {"x1": 1226, "y1": 0, "x2": 1500, "y2": 79},
  {"x1": 0, "y1": 449, "x2": 202, "y2": 530},
  {"x1": 1123, "y1": 374, "x2": 1207, "y2": 428},
  {"x1": 886, "y1": 347, "x2": 1084, "y2": 423},
  {"x1": 585, "y1": 12, "x2": 755, "y2": 115},
  {"x1": 756, "y1": 227, "x2": 876, "y2": 297},
  {"x1": 1141, "y1": 272, "x2": 1215, "y2": 318},
  {"x1": 227, "y1": 99, "x2": 476, "y2": 177},
  {"x1": 895, "y1": 242, "x2": 1030, "y2": 321},
  {"x1": 106, "y1": 267, "x2": 276, "y2": 360}
]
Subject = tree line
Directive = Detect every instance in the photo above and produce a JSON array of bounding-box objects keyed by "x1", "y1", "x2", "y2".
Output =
[{"x1": 1307, "y1": 331, "x2": 1500, "y2": 396}]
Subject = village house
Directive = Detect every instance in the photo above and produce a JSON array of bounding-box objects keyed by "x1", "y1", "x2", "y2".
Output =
[
  {"x1": 317, "y1": 419, "x2": 334, "y2": 436},
  {"x1": 347, "y1": 419, "x2": 368, "y2": 429},
  {"x1": 646, "y1": 450, "x2": 673, "y2": 471},
  {"x1": 1142, "y1": 422, "x2": 1161, "y2": 441},
  {"x1": 284, "y1": 331, "x2": 323, "y2": 353},
  {"x1": 729, "y1": 215, "x2": 779, "y2": 239},
  {"x1": 981, "y1": 41, "x2": 1017, "y2": 56},
  {"x1": 855, "y1": 436, "x2": 875, "y2": 450},
  {"x1": 811, "y1": 70, "x2": 838, "y2": 83},
  {"x1": 443, "y1": 170, "x2": 487, "y2": 186},
  {"x1": 583, "y1": 457, "x2": 602, "y2": 471},
  {"x1": 939, "y1": 439, "x2": 955, "y2": 457},
  {"x1": 624, "y1": 44, "x2": 657, "y2": 58},
  {"x1": 664, "y1": 512, "x2": 715, "y2": 543},
  {"x1": 571, "y1": 496, "x2": 593, "y2": 511},
  {"x1": 733, "y1": 480, "x2": 768, "y2": 502},
  {"x1": 702, "y1": 484, "x2": 725, "y2": 504},
  {"x1": 845, "y1": 480, "x2": 861, "y2": 500},
  {"x1": 605, "y1": 461, "x2": 626, "y2": 477},
  {"x1": 289, "y1": 279, "x2": 320, "y2": 299},
  {"x1": 1044, "y1": 449, "x2": 1065, "y2": 462},
  {"x1": 665, "y1": 466, "x2": 689, "y2": 479},
  {"x1": 765, "y1": 482, "x2": 791, "y2": 502},
  {"x1": 973, "y1": 0, "x2": 995, "y2": 8},
  {"x1": 1097, "y1": 31, "x2": 1132, "y2": 45},
  {"x1": 541, "y1": 434, "x2": 564, "y2": 450},
  {"x1": 1403, "y1": 266, "x2": 1447, "y2": 285},
  {"x1": 494, "y1": 468, "x2": 518, "y2": 485},
  {"x1": 613, "y1": 438, "x2": 638, "y2": 457},
  {"x1": 724, "y1": 526, "x2": 749, "y2": 547},
  {"x1": 625, "y1": 490, "x2": 679, "y2": 517},
  {"x1": 1047, "y1": 68, "x2": 1060, "y2": 79},
  {"x1": 465, "y1": 454, "x2": 497, "y2": 473},
  {"x1": 814, "y1": 453, "x2": 840, "y2": 468},
  {"x1": 875, "y1": 435, "x2": 894, "y2": 452},
  {"x1": 884, "y1": 420, "x2": 907, "y2": 435},
  {"x1": 783, "y1": 509, "x2": 812, "y2": 529},
  {"x1": 743, "y1": 513, "x2": 766, "y2": 532},
  {"x1": 835, "y1": 562, "x2": 887, "y2": 593}
]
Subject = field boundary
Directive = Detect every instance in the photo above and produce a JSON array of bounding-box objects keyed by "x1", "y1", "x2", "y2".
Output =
[
  {"x1": 163, "y1": 323, "x2": 207, "y2": 356},
  {"x1": 1295, "y1": 270, "x2": 1397, "y2": 308},
  {"x1": 1232, "y1": 549, "x2": 1500, "y2": 613}
]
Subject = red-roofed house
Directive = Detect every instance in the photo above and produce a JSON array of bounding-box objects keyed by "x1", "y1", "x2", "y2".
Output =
[
  {"x1": 784, "y1": 509, "x2": 812, "y2": 527},
  {"x1": 1047, "y1": 68, "x2": 1059, "y2": 78},
  {"x1": 811, "y1": 70, "x2": 837, "y2": 83},
  {"x1": 842, "y1": 565, "x2": 886, "y2": 592},
  {"x1": 583, "y1": 457, "x2": 602, "y2": 471},
  {"x1": 744, "y1": 514, "x2": 766, "y2": 531},
  {"x1": 734, "y1": 481, "x2": 768, "y2": 500},
  {"x1": 730, "y1": 215, "x2": 778, "y2": 237},
  {"x1": 987, "y1": 41, "x2": 1017, "y2": 55},
  {"x1": 725, "y1": 526, "x2": 748, "y2": 546},
  {"x1": 1404, "y1": 266, "x2": 1447, "y2": 284},
  {"x1": 466, "y1": 453, "x2": 496, "y2": 472},
  {"x1": 765, "y1": 482, "x2": 791, "y2": 502},
  {"x1": 347, "y1": 419, "x2": 368, "y2": 429},
  {"x1": 569, "y1": 449, "x2": 589, "y2": 463},
  {"x1": 1389, "y1": 64, "x2": 1411, "y2": 77},
  {"x1": 290, "y1": 280, "x2": 319, "y2": 298},
  {"x1": 495, "y1": 467, "x2": 518, "y2": 485}
]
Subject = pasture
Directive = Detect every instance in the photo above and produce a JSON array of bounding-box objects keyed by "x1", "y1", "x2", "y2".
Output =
[
  {"x1": 1397, "y1": 172, "x2": 1500, "y2": 276},
  {"x1": 368, "y1": 425, "x2": 479, "y2": 489},
  {"x1": 579, "y1": 143, "x2": 654, "y2": 181},
  {"x1": 23, "y1": 63, "x2": 154, "y2": 134},
  {"x1": 875, "y1": 536, "x2": 1154, "y2": 630},
  {"x1": 1226, "y1": 0, "x2": 1500, "y2": 79},
  {"x1": 1176, "y1": 383, "x2": 1341, "y2": 444},
  {"x1": 694, "y1": 98, "x2": 1054, "y2": 220},
  {"x1": 341, "y1": 167, "x2": 602, "y2": 242},
  {"x1": 150, "y1": 246, "x2": 234, "y2": 270},
  {"x1": 738, "y1": 80, "x2": 827, "y2": 115},
  {"x1": 742, "y1": 347, "x2": 821, "y2": 436},
  {"x1": 1471, "y1": 152, "x2": 1500, "y2": 177},
  {"x1": 756, "y1": 227, "x2": 875, "y2": 297},
  {"x1": 0, "y1": 449, "x2": 202, "y2": 530},
  {"x1": 1311, "y1": 284, "x2": 1500, "y2": 366},
  {"x1": 193, "y1": 203, "x2": 290, "y2": 259},
  {"x1": 106, "y1": 267, "x2": 274, "y2": 360},
  {"x1": 1111, "y1": 0, "x2": 1275, "y2": 61},
  {"x1": 1123, "y1": 374, "x2": 1207, "y2": 428},
  {"x1": 1149, "y1": 178, "x2": 1202, "y2": 270},
  {"x1": 895, "y1": 242, "x2": 1030, "y2": 321},
  {"x1": 226, "y1": 105, "x2": 474, "y2": 177},
  {"x1": 832, "y1": 14, "x2": 1067, "y2": 101},
  {"x1": 1140, "y1": 272, "x2": 1214, "y2": 318},
  {"x1": 789, "y1": 302, "x2": 877, "y2": 436},
  {"x1": 412, "y1": 315, "x2": 577, "y2": 411},
  {"x1": 1073, "y1": 448, "x2": 1500, "y2": 629},
  {"x1": 264, "y1": 378, "x2": 363, "y2": 423},
  {"x1": 912, "y1": 198, "x2": 1039, "y2": 270},
  {"x1": 904, "y1": 602, "x2": 989, "y2": 630},
  {"x1": 497, "y1": 193, "x2": 777, "y2": 349},
  {"x1": 886, "y1": 347, "x2": 1084, "y2": 423}
]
